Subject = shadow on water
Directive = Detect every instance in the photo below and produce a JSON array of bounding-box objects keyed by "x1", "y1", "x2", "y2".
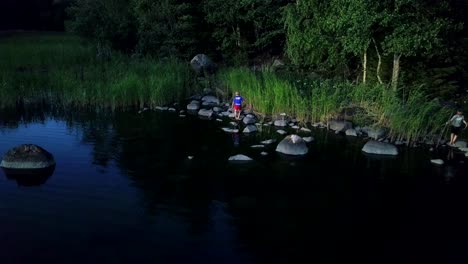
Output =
[{"x1": 1, "y1": 104, "x2": 468, "y2": 263}]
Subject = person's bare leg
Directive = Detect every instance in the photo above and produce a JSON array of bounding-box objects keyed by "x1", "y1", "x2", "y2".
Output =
[
  {"x1": 450, "y1": 133, "x2": 455, "y2": 145},
  {"x1": 453, "y1": 134, "x2": 458, "y2": 145}
]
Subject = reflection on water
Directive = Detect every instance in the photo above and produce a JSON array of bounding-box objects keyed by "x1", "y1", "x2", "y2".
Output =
[
  {"x1": 2, "y1": 165, "x2": 55, "y2": 186},
  {"x1": 0, "y1": 105, "x2": 467, "y2": 263}
]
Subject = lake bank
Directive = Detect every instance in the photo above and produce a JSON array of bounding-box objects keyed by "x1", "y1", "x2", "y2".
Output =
[{"x1": 0, "y1": 32, "x2": 465, "y2": 146}]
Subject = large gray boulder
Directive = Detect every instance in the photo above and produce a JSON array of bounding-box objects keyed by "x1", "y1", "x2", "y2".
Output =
[
  {"x1": 362, "y1": 140, "x2": 398, "y2": 156},
  {"x1": 328, "y1": 120, "x2": 352, "y2": 132},
  {"x1": 1, "y1": 144, "x2": 55, "y2": 169},
  {"x1": 276, "y1": 134, "x2": 309, "y2": 156},
  {"x1": 190, "y1": 54, "x2": 216, "y2": 75}
]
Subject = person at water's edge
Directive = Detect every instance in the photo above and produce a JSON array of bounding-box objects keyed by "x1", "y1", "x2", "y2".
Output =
[
  {"x1": 446, "y1": 110, "x2": 467, "y2": 146},
  {"x1": 232, "y1": 91, "x2": 244, "y2": 120}
]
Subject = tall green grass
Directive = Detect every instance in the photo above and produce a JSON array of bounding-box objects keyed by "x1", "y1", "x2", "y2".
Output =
[
  {"x1": 0, "y1": 33, "x2": 193, "y2": 109},
  {"x1": 349, "y1": 84, "x2": 452, "y2": 143},
  {"x1": 220, "y1": 67, "x2": 453, "y2": 143},
  {"x1": 219, "y1": 68, "x2": 348, "y2": 122}
]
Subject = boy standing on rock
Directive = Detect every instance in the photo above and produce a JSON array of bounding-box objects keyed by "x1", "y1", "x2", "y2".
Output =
[
  {"x1": 446, "y1": 110, "x2": 467, "y2": 146},
  {"x1": 232, "y1": 91, "x2": 244, "y2": 120}
]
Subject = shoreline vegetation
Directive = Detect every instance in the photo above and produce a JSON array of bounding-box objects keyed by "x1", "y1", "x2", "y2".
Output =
[{"x1": 0, "y1": 33, "x2": 463, "y2": 145}]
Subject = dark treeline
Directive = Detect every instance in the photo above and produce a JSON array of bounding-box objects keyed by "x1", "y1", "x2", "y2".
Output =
[
  {"x1": 0, "y1": 0, "x2": 70, "y2": 31},
  {"x1": 65, "y1": 0, "x2": 292, "y2": 64},
  {"x1": 63, "y1": 0, "x2": 468, "y2": 98},
  {"x1": 2, "y1": 0, "x2": 468, "y2": 99}
]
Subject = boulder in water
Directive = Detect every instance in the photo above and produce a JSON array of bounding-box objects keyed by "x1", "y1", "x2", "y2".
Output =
[
  {"x1": 243, "y1": 125, "x2": 257, "y2": 133},
  {"x1": 1, "y1": 144, "x2": 55, "y2": 169},
  {"x1": 276, "y1": 134, "x2": 309, "y2": 155},
  {"x1": 454, "y1": 141, "x2": 467, "y2": 149},
  {"x1": 228, "y1": 154, "x2": 253, "y2": 161},
  {"x1": 328, "y1": 120, "x2": 352, "y2": 132},
  {"x1": 362, "y1": 140, "x2": 398, "y2": 156},
  {"x1": 1, "y1": 144, "x2": 56, "y2": 186}
]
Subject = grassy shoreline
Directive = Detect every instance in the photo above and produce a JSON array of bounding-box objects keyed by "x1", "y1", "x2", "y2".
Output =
[
  {"x1": 219, "y1": 67, "x2": 454, "y2": 143},
  {"x1": 0, "y1": 33, "x2": 461, "y2": 143},
  {"x1": 0, "y1": 33, "x2": 193, "y2": 110}
]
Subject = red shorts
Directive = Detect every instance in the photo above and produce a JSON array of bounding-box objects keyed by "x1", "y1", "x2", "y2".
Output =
[{"x1": 234, "y1": 105, "x2": 241, "y2": 111}]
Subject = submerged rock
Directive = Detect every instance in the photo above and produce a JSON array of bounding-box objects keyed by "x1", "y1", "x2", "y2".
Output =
[
  {"x1": 250, "y1": 145, "x2": 264, "y2": 148},
  {"x1": 198, "y1": 109, "x2": 213, "y2": 118},
  {"x1": 454, "y1": 141, "x2": 467, "y2": 148},
  {"x1": 276, "y1": 130, "x2": 287, "y2": 135},
  {"x1": 430, "y1": 159, "x2": 444, "y2": 165},
  {"x1": 260, "y1": 139, "x2": 276, "y2": 145},
  {"x1": 155, "y1": 106, "x2": 168, "y2": 111},
  {"x1": 228, "y1": 154, "x2": 253, "y2": 161},
  {"x1": 221, "y1": 127, "x2": 239, "y2": 133}
]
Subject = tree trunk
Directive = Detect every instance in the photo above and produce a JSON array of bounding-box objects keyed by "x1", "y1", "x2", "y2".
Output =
[
  {"x1": 236, "y1": 24, "x2": 241, "y2": 48},
  {"x1": 372, "y1": 38, "x2": 383, "y2": 84},
  {"x1": 391, "y1": 53, "x2": 401, "y2": 91},
  {"x1": 362, "y1": 49, "x2": 367, "y2": 84}
]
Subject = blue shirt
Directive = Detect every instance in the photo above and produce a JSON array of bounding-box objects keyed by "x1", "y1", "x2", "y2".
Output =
[{"x1": 233, "y1": 96, "x2": 243, "y2": 106}]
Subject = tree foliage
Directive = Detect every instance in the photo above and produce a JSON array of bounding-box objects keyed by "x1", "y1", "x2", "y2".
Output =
[
  {"x1": 284, "y1": 0, "x2": 462, "y2": 93},
  {"x1": 284, "y1": 1, "x2": 341, "y2": 69},
  {"x1": 67, "y1": 0, "x2": 136, "y2": 52},
  {"x1": 133, "y1": 0, "x2": 201, "y2": 58},
  {"x1": 64, "y1": 0, "x2": 466, "y2": 98},
  {"x1": 203, "y1": 0, "x2": 290, "y2": 64}
]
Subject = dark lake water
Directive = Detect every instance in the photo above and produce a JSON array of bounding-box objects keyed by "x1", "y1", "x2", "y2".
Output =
[{"x1": 0, "y1": 106, "x2": 467, "y2": 264}]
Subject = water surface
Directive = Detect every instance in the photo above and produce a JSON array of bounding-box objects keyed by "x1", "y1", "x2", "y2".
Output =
[{"x1": 0, "y1": 107, "x2": 467, "y2": 264}]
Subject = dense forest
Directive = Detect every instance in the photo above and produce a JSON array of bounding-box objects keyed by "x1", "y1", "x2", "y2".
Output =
[
  {"x1": 70, "y1": 1, "x2": 468, "y2": 98},
  {"x1": 1, "y1": 0, "x2": 467, "y2": 99}
]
